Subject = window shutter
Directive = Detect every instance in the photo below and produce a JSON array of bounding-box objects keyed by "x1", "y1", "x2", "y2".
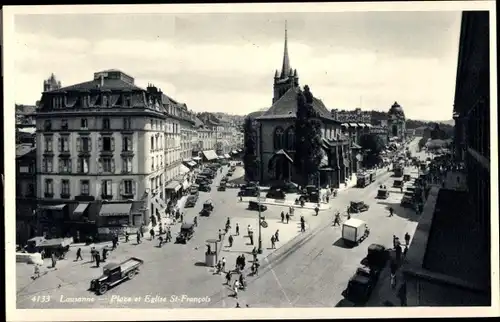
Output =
[
  {"x1": 107, "y1": 181, "x2": 113, "y2": 195},
  {"x1": 76, "y1": 137, "x2": 81, "y2": 152},
  {"x1": 120, "y1": 180, "x2": 124, "y2": 195},
  {"x1": 58, "y1": 137, "x2": 62, "y2": 152},
  {"x1": 111, "y1": 158, "x2": 116, "y2": 173},
  {"x1": 132, "y1": 181, "x2": 137, "y2": 196},
  {"x1": 111, "y1": 137, "x2": 115, "y2": 151},
  {"x1": 98, "y1": 158, "x2": 103, "y2": 173},
  {"x1": 98, "y1": 137, "x2": 103, "y2": 151}
]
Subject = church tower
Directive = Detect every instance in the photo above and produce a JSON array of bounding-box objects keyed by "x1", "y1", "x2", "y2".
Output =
[
  {"x1": 43, "y1": 73, "x2": 61, "y2": 92},
  {"x1": 273, "y1": 21, "x2": 299, "y2": 104}
]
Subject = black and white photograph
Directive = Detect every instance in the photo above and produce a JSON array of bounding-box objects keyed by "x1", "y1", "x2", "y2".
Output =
[{"x1": 3, "y1": 1, "x2": 498, "y2": 320}]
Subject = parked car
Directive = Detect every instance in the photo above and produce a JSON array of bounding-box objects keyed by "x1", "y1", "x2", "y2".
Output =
[
  {"x1": 217, "y1": 183, "x2": 227, "y2": 191},
  {"x1": 185, "y1": 195, "x2": 198, "y2": 208},
  {"x1": 248, "y1": 200, "x2": 267, "y2": 212},
  {"x1": 266, "y1": 188, "x2": 286, "y2": 199},
  {"x1": 199, "y1": 184, "x2": 212, "y2": 192},
  {"x1": 349, "y1": 201, "x2": 369, "y2": 213},
  {"x1": 400, "y1": 192, "x2": 415, "y2": 207},
  {"x1": 393, "y1": 179, "x2": 404, "y2": 189},
  {"x1": 200, "y1": 200, "x2": 214, "y2": 216},
  {"x1": 376, "y1": 188, "x2": 389, "y2": 199},
  {"x1": 175, "y1": 223, "x2": 195, "y2": 244},
  {"x1": 238, "y1": 187, "x2": 259, "y2": 197},
  {"x1": 90, "y1": 257, "x2": 144, "y2": 295}
]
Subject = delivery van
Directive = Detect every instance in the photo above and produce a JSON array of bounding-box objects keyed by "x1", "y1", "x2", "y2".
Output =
[{"x1": 342, "y1": 218, "x2": 369, "y2": 246}]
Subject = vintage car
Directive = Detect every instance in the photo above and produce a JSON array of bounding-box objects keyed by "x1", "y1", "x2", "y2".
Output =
[
  {"x1": 199, "y1": 184, "x2": 212, "y2": 192},
  {"x1": 400, "y1": 192, "x2": 415, "y2": 207},
  {"x1": 266, "y1": 188, "x2": 286, "y2": 200},
  {"x1": 185, "y1": 195, "x2": 198, "y2": 208},
  {"x1": 403, "y1": 174, "x2": 411, "y2": 182},
  {"x1": 176, "y1": 223, "x2": 195, "y2": 244},
  {"x1": 248, "y1": 200, "x2": 267, "y2": 212},
  {"x1": 200, "y1": 200, "x2": 214, "y2": 216},
  {"x1": 90, "y1": 257, "x2": 144, "y2": 295},
  {"x1": 342, "y1": 269, "x2": 375, "y2": 304},
  {"x1": 272, "y1": 181, "x2": 300, "y2": 193},
  {"x1": 217, "y1": 183, "x2": 227, "y2": 191},
  {"x1": 393, "y1": 179, "x2": 404, "y2": 189},
  {"x1": 376, "y1": 188, "x2": 389, "y2": 199},
  {"x1": 349, "y1": 201, "x2": 369, "y2": 213},
  {"x1": 238, "y1": 187, "x2": 259, "y2": 197},
  {"x1": 189, "y1": 185, "x2": 199, "y2": 195},
  {"x1": 362, "y1": 244, "x2": 390, "y2": 273}
]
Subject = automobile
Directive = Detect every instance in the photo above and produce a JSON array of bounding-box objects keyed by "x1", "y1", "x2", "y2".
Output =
[
  {"x1": 175, "y1": 223, "x2": 195, "y2": 244},
  {"x1": 266, "y1": 188, "x2": 286, "y2": 199},
  {"x1": 349, "y1": 201, "x2": 369, "y2": 213},
  {"x1": 199, "y1": 184, "x2": 212, "y2": 192},
  {"x1": 201, "y1": 171, "x2": 215, "y2": 179},
  {"x1": 364, "y1": 244, "x2": 390, "y2": 272},
  {"x1": 185, "y1": 195, "x2": 198, "y2": 208},
  {"x1": 403, "y1": 174, "x2": 411, "y2": 182},
  {"x1": 220, "y1": 177, "x2": 228, "y2": 184},
  {"x1": 406, "y1": 185, "x2": 416, "y2": 193},
  {"x1": 376, "y1": 188, "x2": 389, "y2": 199},
  {"x1": 342, "y1": 270, "x2": 374, "y2": 304},
  {"x1": 393, "y1": 179, "x2": 404, "y2": 189},
  {"x1": 241, "y1": 182, "x2": 259, "y2": 189},
  {"x1": 90, "y1": 257, "x2": 144, "y2": 295},
  {"x1": 200, "y1": 199, "x2": 214, "y2": 216},
  {"x1": 248, "y1": 200, "x2": 267, "y2": 212},
  {"x1": 272, "y1": 181, "x2": 299, "y2": 193},
  {"x1": 238, "y1": 187, "x2": 259, "y2": 197},
  {"x1": 401, "y1": 192, "x2": 415, "y2": 207},
  {"x1": 217, "y1": 183, "x2": 227, "y2": 191},
  {"x1": 189, "y1": 185, "x2": 199, "y2": 196}
]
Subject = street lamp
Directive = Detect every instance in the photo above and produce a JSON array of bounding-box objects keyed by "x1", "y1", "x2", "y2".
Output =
[{"x1": 257, "y1": 182, "x2": 263, "y2": 254}]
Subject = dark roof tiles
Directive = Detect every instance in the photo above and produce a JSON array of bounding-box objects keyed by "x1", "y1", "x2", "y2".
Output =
[{"x1": 47, "y1": 78, "x2": 142, "y2": 93}]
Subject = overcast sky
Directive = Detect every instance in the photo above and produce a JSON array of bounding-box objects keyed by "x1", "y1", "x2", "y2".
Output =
[{"x1": 13, "y1": 10, "x2": 462, "y2": 120}]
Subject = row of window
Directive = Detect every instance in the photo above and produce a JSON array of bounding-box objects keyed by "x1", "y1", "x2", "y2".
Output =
[
  {"x1": 44, "y1": 135, "x2": 133, "y2": 153},
  {"x1": 51, "y1": 94, "x2": 133, "y2": 110},
  {"x1": 42, "y1": 157, "x2": 134, "y2": 174},
  {"x1": 272, "y1": 126, "x2": 343, "y2": 151},
  {"x1": 44, "y1": 179, "x2": 136, "y2": 198}
]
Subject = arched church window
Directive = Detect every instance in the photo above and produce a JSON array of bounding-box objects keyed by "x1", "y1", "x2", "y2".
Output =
[
  {"x1": 285, "y1": 126, "x2": 295, "y2": 150},
  {"x1": 273, "y1": 127, "x2": 285, "y2": 150}
]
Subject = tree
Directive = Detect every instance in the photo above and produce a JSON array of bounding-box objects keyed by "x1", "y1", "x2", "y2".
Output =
[
  {"x1": 359, "y1": 134, "x2": 385, "y2": 168},
  {"x1": 243, "y1": 117, "x2": 259, "y2": 182},
  {"x1": 294, "y1": 85, "x2": 324, "y2": 186}
]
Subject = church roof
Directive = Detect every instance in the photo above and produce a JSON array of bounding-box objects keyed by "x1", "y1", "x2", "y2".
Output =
[
  {"x1": 48, "y1": 78, "x2": 142, "y2": 93},
  {"x1": 257, "y1": 87, "x2": 338, "y2": 122}
]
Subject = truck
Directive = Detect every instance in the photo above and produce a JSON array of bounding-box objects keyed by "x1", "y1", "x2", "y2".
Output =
[
  {"x1": 90, "y1": 257, "x2": 144, "y2": 295},
  {"x1": 356, "y1": 172, "x2": 371, "y2": 188},
  {"x1": 342, "y1": 218, "x2": 369, "y2": 246}
]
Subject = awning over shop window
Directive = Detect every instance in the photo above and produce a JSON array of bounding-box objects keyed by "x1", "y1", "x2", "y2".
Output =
[
  {"x1": 193, "y1": 156, "x2": 202, "y2": 161},
  {"x1": 348, "y1": 123, "x2": 357, "y2": 127},
  {"x1": 202, "y1": 150, "x2": 218, "y2": 161},
  {"x1": 39, "y1": 204, "x2": 67, "y2": 211},
  {"x1": 73, "y1": 203, "x2": 90, "y2": 215},
  {"x1": 182, "y1": 180, "x2": 190, "y2": 190},
  {"x1": 165, "y1": 180, "x2": 181, "y2": 191},
  {"x1": 224, "y1": 154, "x2": 231, "y2": 159},
  {"x1": 341, "y1": 123, "x2": 348, "y2": 127},
  {"x1": 183, "y1": 160, "x2": 197, "y2": 168},
  {"x1": 179, "y1": 164, "x2": 190, "y2": 175},
  {"x1": 218, "y1": 155, "x2": 225, "y2": 159},
  {"x1": 231, "y1": 150, "x2": 238, "y2": 154},
  {"x1": 99, "y1": 203, "x2": 132, "y2": 217}
]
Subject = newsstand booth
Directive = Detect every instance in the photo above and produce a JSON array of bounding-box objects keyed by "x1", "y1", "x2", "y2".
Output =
[{"x1": 97, "y1": 203, "x2": 133, "y2": 241}]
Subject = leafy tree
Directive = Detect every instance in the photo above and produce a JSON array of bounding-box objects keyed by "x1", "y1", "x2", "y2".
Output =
[
  {"x1": 243, "y1": 117, "x2": 259, "y2": 182},
  {"x1": 294, "y1": 85, "x2": 324, "y2": 186},
  {"x1": 359, "y1": 134, "x2": 385, "y2": 168}
]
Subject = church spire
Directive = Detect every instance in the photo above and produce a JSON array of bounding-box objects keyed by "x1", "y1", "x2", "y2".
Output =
[{"x1": 280, "y1": 20, "x2": 291, "y2": 79}]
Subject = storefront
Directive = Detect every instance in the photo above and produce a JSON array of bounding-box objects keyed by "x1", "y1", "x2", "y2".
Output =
[
  {"x1": 65, "y1": 202, "x2": 96, "y2": 243},
  {"x1": 97, "y1": 202, "x2": 133, "y2": 240},
  {"x1": 202, "y1": 150, "x2": 218, "y2": 163},
  {"x1": 37, "y1": 204, "x2": 68, "y2": 238},
  {"x1": 165, "y1": 180, "x2": 182, "y2": 209}
]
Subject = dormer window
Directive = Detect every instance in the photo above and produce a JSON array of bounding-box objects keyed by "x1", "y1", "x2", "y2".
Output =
[
  {"x1": 124, "y1": 95, "x2": 131, "y2": 107},
  {"x1": 102, "y1": 95, "x2": 109, "y2": 107}
]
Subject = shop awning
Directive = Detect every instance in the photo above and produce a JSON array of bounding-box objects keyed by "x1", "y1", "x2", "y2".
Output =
[
  {"x1": 348, "y1": 123, "x2": 357, "y2": 127},
  {"x1": 218, "y1": 155, "x2": 225, "y2": 159},
  {"x1": 99, "y1": 203, "x2": 132, "y2": 217},
  {"x1": 365, "y1": 123, "x2": 373, "y2": 127},
  {"x1": 165, "y1": 180, "x2": 181, "y2": 191},
  {"x1": 231, "y1": 150, "x2": 238, "y2": 154},
  {"x1": 39, "y1": 204, "x2": 66, "y2": 211},
  {"x1": 179, "y1": 164, "x2": 190, "y2": 175},
  {"x1": 193, "y1": 156, "x2": 202, "y2": 161},
  {"x1": 183, "y1": 160, "x2": 197, "y2": 168},
  {"x1": 73, "y1": 203, "x2": 90, "y2": 215},
  {"x1": 202, "y1": 150, "x2": 218, "y2": 161},
  {"x1": 182, "y1": 179, "x2": 191, "y2": 190},
  {"x1": 224, "y1": 154, "x2": 231, "y2": 159},
  {"x1": 341, "y1": 123, "x2": 348, "y2": 127}
]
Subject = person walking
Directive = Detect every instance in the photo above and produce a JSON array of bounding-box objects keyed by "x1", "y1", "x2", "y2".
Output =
[
  {"x1": 194, "y1": 216, "x2": 198, "y2": 227},
  {"x1": 281, "y1": 212, "x2": 285, "y2": 223},
  {"x1": 33, "y1": 264, "x2": 41, "y2": 279},
  {"x1": 225, "y1": 271, "x2": 232, "y2": 285},
  {"x1": 274, "y1": 230, "x2": 280, "y2": 242},
  {"x1": 326, "y1": 195, "x2": 330, "y2": 203},
  {"x1": 314, "y1": 205, "x2": 319, "y2": 216},
  {"x1": 228, "y1": 235, "x2": 234, "y2": 247},
  {"x1": 300, "y1": 221, "x2": 305, "y2": 233},
  {"x1": 158, "y1": 235, "x2": 164, "y2": 248},
  {"x1": 404, "y1": 232, "x2": 411, "y2": 246},
  {"x1": 150, "y1": 228, "x2": 155, "y2": 241},
  {"x1": 221, "y1": 257, "x2": 226, "y2": 272},
  {"x1": 271, "y1": 235, "x2": 276, "y2": 249},
  {"x1": 90, "y1": 247, "x2": 96, "y2": 263},
  {"x1": 136, "y1": 231, "x2": 141, "y2": 244},
  {"x1": 252, "y1": 247, "x2": 258, "y2": 262},
  {"x1": 95, "y1": 252, "x2": 101, "y2": 268},
  {"x1": 333, "y1": 212, "x2": 341, "y2": 226},
  {"x1": 75, "y1": 248, "x2": 83, "y2": 261},
  {"x1": 389, "y1": 207, "x2": 394, "y2": 217},
  {"x1": 102, "y1": 248, "x2": 108, "y2": 262},
  {"x1": 233, "y1": 280, "x2": 240, "y2": 298},
  {"x1": 285, "y1": 213, "x2": 290, "y2": 224},
  {"x1": 125, "y1": 231, "x2": 129, "y2": 243},
  {"x1": 249, "y1": 231, "x2": 254, "y2": 245},
  {"x1": 235, "y1": 223, "x2": 240, "y2": 236},
  {"x1": 218, "y1": 229, "x2": 223, "y2": 242}
]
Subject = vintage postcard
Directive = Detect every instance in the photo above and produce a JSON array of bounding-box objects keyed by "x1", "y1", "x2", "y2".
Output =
[{"x1": 3, "y1": 1, "x2": 498, "y2": 321}]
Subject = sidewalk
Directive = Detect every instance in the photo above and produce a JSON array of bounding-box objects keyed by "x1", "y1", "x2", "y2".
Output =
[
  {"x1": 243, "y1": 196, "x2": 332, "y2": 211},
  {"x1": 147, "y1": 195, "x2": 189, "y2": 235}
]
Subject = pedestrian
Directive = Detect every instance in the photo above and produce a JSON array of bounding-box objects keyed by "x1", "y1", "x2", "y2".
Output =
[
  {"x1": 95, "y1": 252, "x2": 101, "y2": 268},
  {"x1": 91, "y1": 247, "x2": 96, "y2": 262},
  {"x1": 333, "y1": 212, "x2": 341, "y2": 226},
  {"x1": 393, "y1": 235, "x2": 397, "y2": 249},
  {"x1": 33, "y1": 264, "x2": 41, "y2": 279},
  {"x1": 125, "y1": 231, "x2": 129, "y2": 243},
  {"x1": 285, "y1": 213, "x2": 290, "y2": 224},
  {"x1": 281, "y1": 212, "x2": 285, "y2": 223},
  {"x1": 136, "y1": 231, "x2": 141, "y2": 244},
  {"x1": 239, "y1": 195, "x2": 243, "y2": 202},
  {"x1": 158, "y1": 235, "x2": 163, "y2": 247},
  {"x1": 241, "y1": 254, "x2": 246, "y2": 269},
  {"x1": 300, "y1": 221, "x2": 305, "y2": 232},
  {"x1": 218, "y1": 229, "x2": 223, "y2": 242},
  {"x1": 194, "y1": 216, "x2": 198, "y2": 227},
  {"x1": 252, "y1": 260, "x2": 260, "y2": 275},
  {"x1": 404, "y1": 232, "x2": 411, "y2": 245},
  {"x1": 275, "y1": 230, "x2": 279, "y2": 242},
  {"x1": 252, "y1": 247, "x2": 257, "y2": 262},
  {"x1": 221, "y1": 257, "x2": 226, "y2": 272},
  {"x1": 314, "y1": 205, "x2": 319, "y2": 216},
  {"x1": 140, "y1": 227, "x2": 144, "y2": 238},
  {"x1": 236, "y1": 303, "x2": 241, "y2": 308},
  {"x1": 389, "y1": 207, "x2": 394, "y2": 217},
  {"x1": 150, "y1": 228, "x2": 155, "y2": 240},
  {"x1": 235, "y1": 223, "x2": 239, "y2": 236},
  {"x1": 271, "y1": 235, "x2": 276, "y2": 249},
  {"x1": 326, "y1": 195, "x2": 330, "y2": 203},
  {"x1": 233, "y1": 280, "x2": 240, "y2": 298},
  {"x1": 249, "y1": 232, "x2": 254, "y2": 245},
  {"x1": 225, "y1": 271, "x2": 231, "y2": 284},
  {"x1": 102, "y1": 248, "x2": 108, "y2": 262},
  {"x1": 226, "y1": 217, "x2": 231, "y2": 228},
  {"x1": 76, "y1": 248, "x2": 83, "y2": 261},
  {"x1": 112, "y1": 238, "x2": 117, "y2": 250},
  {"x1": 228, "y1": 235, "x2": 234, "y2": 247}
]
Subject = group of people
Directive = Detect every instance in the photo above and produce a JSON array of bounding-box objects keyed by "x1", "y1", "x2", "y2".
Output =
[{"x1": 390, "y1": 232, "x2": 411, "y2": 289}]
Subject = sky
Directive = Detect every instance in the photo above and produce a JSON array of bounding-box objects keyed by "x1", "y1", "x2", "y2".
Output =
[{"x1": 12, "y1": 10, "x2": 463, "y2": 121}]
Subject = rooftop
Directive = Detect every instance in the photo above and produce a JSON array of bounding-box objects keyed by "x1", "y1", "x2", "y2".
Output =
[
  {"x1": 16, "y1": 144, "x2": 36, "y2": 158},
  {"x1": 47, "y1": 78, "x2": 143, "y2": 93},
  {"x1": 15, "y1": 104, "x2": 37, "y2": 115}
]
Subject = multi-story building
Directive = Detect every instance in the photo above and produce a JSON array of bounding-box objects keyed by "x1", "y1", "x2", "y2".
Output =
[
  {"x1": 369, "y1": 125, "x2": 389, "y2": 146},
  {"x1": 251, "y1": 24, "x2": 352, "y2": 187},
  {"x1": 34, "y1": 70, "x2": 192, "y2": 240},
  {"x1": 16, "y1": 143, "x2": 37, "y2": 245},
  {"x1": 331, "y1": 108, "x2": 372, "y2": 124},
  {"x1": 402, "y1": 11, "x2": 491, "y2": 306},
  {"x1": 195, "y1": 113, "x2": 220, "y2": 162}
]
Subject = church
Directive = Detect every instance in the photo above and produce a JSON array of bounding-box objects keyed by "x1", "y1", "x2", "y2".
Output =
[{"x1": 252, "y1": 24, "x2": 354, "y2": 188}]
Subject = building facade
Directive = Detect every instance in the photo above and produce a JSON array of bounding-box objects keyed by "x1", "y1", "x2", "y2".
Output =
[
  {"x1": 331, "y1": 108, "x2": 372, "y2": 124},
  {"x1": 369, "y1": 125, "x2": 389, "y2": 146},
  {"x1": 252, "y1": 25, "x2": 352, "y2": 187},
  {"x1": 403, "y1": 11, "x2": 491, "y2": 306},
  {"x1": 16, "y1": 143, "x2": 37, "y2": 245},
  {"x1": 34, "y1": 70, "x2": 193, "y2": 240},
  {"x1": 387, "y1": 101, "x2": 406, "y2": 141}
]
